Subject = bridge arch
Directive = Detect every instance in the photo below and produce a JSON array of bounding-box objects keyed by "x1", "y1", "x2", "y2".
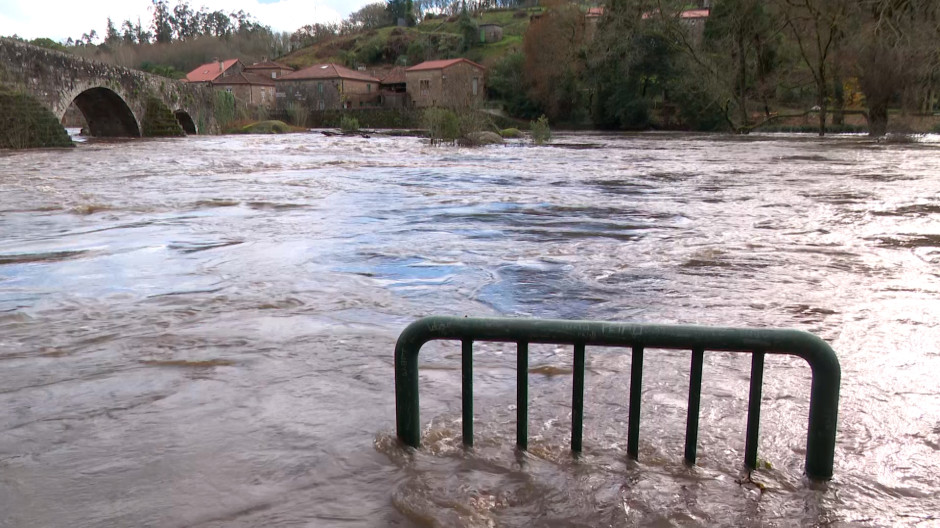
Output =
[
  {"x1": 69, "y1": 87, "x2": 140, "y2": 137},
  {"x1": 2, "y1": 38, "x2": 221, "y2": 147},
  {"x1": 174, "y1": 110, "x2": 197, "y2": 134}
]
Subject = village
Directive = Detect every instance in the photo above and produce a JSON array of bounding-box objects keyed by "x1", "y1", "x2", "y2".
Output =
[
  {"x1": 184, "y1": 56, "x2": 487, "y2": 115},
  {"x1": 179, "y1": 5, "x2": 713, "y2": 127}
]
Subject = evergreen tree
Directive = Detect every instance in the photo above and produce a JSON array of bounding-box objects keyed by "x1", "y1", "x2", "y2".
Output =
[{"x1": 151, "y1": 0, "x2": 174, "y2": 43}]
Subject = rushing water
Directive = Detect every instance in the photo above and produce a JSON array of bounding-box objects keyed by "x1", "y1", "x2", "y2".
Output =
[{"x1": 1, "y1": 132, "x2": 938, "y2": 527}]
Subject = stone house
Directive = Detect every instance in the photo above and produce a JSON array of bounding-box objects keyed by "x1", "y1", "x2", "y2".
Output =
[
  {"x1": 277, "y1": 63, "x2": 381, "y2": 111},
  {"x1": 640, "y1": 8, "x2": 710, "y2": 44},
  {"x1": 585, "y1": 7, "x2": 604, "y2": 42},
  {"x1": 479, "y1": 24, "x2": 503, "y2": 43},
  {"x1": 405, "y1": 58, "x2": 486, "y2": 109},
  {"x1": 185, "y1": 58, "x2": 276, "y2": 110},
  {"x1": 679, "y1": 9, "x2": 710, "y2": 44},
  {"x1": 243, "y1": 59, "x2": 295, "y2": 80},
  {"x1": 378, "y1": 66, "x2": 408, "y2": 109},
  {"x1": 211, "y1": 72, "x2": 277, "y2": 110},
  {"x1": 184, "y1": 58, "x2": 243, "y2": 84}
]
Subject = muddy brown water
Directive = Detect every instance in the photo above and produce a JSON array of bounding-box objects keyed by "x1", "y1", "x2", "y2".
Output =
[{"x1": 1, "y1": 132, "x2": 938, "y2": 527}]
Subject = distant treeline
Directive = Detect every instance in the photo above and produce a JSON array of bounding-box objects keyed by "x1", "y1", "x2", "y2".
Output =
[{"x1": 495, "y1": 0, "x2": 940, "y2": 136}]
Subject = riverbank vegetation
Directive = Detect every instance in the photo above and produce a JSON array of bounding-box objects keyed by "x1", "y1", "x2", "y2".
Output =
[{"x1": 225, "y1": 120, "x2": 301, "y2": 134}]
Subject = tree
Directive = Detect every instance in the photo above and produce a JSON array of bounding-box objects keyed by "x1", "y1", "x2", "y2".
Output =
[
  {"x1": 457, "y1": 6, "x2": 479, "y2": 51},
  {"x1": 349, "y1": 3, "x2": 392, "y2": 30},
  {"x1": 151, "y1": 0, "x2": 174, "y2": 43},
  {"x1": 121, "y1": 20, "x2": 137, "y2": 44},
  {"x1": 105, "y1": 18, "x2": 122, "y2": 46},
  {"x1": 171, "y1": 2, "x2": 199, "y2": 40},
  {"x1": 487, "y1": 52, "x2": 539, "y2": 118},
  {"x1": 29, "y1": 37, "x2": 68, "y2": 52},
  {"x1": 203, "y1": 10, "x2": 232, "y2": 38},
  {"x1": 77, "y1": 29, "x2": 98, "y2": 46},
  {"x1": 586, "y1": 1, "x2": 690, "y2": 129},
  {"x1": 703, "y1": 0, "x2": 781, "y2": 129},
  {"x1": 776, "y1": 0, "x2": 850, "y2": 136},
  {"x1": 850, "y1": 0, "x2": 940, "y2": 136},
  {"x1": 290, "y1": 23, "x2": 338, "y2": 48},
  {"x1": 386, "y1": 0, "x2": 415, "y2": 26},
  {"x1": 523, "y1": 1, "x2": 587, "y2": 122}
]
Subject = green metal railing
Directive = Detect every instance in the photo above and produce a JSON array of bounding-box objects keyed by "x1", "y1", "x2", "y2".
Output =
[{"x1": 394, "y1": 316, "x2": 841, "y2": 481}]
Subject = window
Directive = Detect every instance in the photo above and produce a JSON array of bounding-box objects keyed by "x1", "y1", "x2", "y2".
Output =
[
  {"x1": 472, "y1": 77, "x2": 478, "y2": 96},
  {"x1": 318, "y1": 82, "x2": 323, "y2": 94},
  {"x1": 420, "y1": 79, "x2": 430, "y2": 96},
  {"x1": 367, "y1": 83, "x2": 372, "y2": 93},
  {"x1": 318, "y1": 99, "x2": 325, "y2": 110},
  {"x1": 271, "y1": 72, "x2": 276, "y2": 79}
]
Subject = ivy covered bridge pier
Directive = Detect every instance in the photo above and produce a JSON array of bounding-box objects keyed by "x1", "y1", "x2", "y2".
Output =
[{"x1": 0, "y1": 38, "x2": 220, "y2": 148}]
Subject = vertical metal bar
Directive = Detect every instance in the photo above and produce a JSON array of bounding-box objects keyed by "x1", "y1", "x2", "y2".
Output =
[
  {"x1": 517, "y1": 341, "x2": 529, "y2": 451},
  {"x1": 627, "y1": 346, "x2": 644, "y2": 459},
  {"x1": 745, "y1": 352, "x2": 765, "y2": 470},
  {"x1": 572, "y1": 343, "x2": 586, "y2": 453},
  {"x1": 805, "y1": 352, "x2": 841, "y2": 481},
  {"x1": 462, "y1": 339, "x2": 473, "y2": 447},
  {"x1": 684, "y1": 348, "x2": 705, "y2": 465}
]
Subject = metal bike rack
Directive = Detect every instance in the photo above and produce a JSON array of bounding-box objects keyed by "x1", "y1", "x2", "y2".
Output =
[{"x1": 394, "y1": 316, "x2": 840, "y2": 481}]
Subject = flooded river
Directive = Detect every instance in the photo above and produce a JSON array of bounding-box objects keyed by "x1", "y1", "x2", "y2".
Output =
[{"x1": 1, "y1": 132, "x2": 938, "y2": 527}]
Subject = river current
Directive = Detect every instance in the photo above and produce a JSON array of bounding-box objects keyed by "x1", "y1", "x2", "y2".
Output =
[{"x1": 0, "y1": 132, "x2": 938, "y2": 527}]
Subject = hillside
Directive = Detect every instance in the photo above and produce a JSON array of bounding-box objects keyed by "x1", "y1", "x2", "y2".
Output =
[{"x1": 279, "y1": 7, "x2": 540, "y2": 71}]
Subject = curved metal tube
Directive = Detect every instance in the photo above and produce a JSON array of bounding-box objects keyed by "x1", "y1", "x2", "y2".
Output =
[{"x1": 394, "y1": 315, "x2": 840, "y2": 481}]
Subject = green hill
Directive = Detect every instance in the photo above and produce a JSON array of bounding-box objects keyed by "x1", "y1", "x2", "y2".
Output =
[{"x1": 279, "y1": 7, "x2": 540, "y2": 70}]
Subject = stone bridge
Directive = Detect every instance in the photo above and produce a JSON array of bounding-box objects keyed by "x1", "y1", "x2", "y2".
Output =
[{"x1": 0, "y1": 38, "x2": 222, "y2": 147}]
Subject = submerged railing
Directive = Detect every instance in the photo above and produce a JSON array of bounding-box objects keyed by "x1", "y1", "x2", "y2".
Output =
[{"x1": 394, "y1": 316, "x2": 840, "y2": 481}]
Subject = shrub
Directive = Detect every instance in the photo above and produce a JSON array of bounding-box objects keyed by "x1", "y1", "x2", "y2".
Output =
[
  {"x1": 238, "y1": 120, "x2": 293, "y2": 134},
  {"x1": 458, "y1": 109, "x2": 492, "y2": 137},
  {"x1": 284, "y1": 102, "x2": 309, "y2": 128},
  {"x1": 499, "y1": 127, "x2": 522, "y2": 138},
  {"x1": 339, "y1": 115, "x2": 360, "y2": 133},
  {"x1": 530, "y1": 114, "x2": 551, "y2": 145},
  {"x1": 213, "y1": 90, "x2": 237, "y2": 127},
  {"x1": 423, "y1": 107, "x2": 460, "y2": 144}
]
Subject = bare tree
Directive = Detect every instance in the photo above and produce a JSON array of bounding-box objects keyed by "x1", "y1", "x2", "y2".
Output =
[
  {"x1": 851, "y1": 0, "x2": 940, "y2": 136},
  {"x1": 777, "y1": 0, "x2": 849, "y2": 136}
]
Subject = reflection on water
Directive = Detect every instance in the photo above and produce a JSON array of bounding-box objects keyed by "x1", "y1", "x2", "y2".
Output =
[{"x1": 1, "y1": 132, "x2": 939, "y2": 526}]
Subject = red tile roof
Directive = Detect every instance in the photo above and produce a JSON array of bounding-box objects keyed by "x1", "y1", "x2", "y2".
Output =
[
  {"x1": 280, "y1": 63, "x2": 380, "y2": 82},
  {"x1": 406, "y1": 58, "x2": 486, "y2": 72},
  {"x1": 244, "y1": 60, "x2": 293, "y2": 71},
  {"x1": 211, "y1": 71, "x2": 275, "y2": 86},
  {"x1": 185, "y1": 58, "x2": 240, "y2": 83},
  {"x1": 680, "y1": 8, "x2": 710, "y2": 19},
  {"x1": 642, "y1": 8, "x2": 710, "y2": 20},
  {"x1": 380, "y1": 66, "x2": 407, "y2": 85}
]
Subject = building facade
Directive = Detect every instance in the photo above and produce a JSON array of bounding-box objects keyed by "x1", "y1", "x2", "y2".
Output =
[
  {"x1": 276, "y1": 63, "x2": 381, "y2": 111},
  {"x1": 211, "y1": 72, "x2": 277, "y2": 110},
  {"x1": 405, "y1": 58, "x2": 486, "y2": 109}
]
